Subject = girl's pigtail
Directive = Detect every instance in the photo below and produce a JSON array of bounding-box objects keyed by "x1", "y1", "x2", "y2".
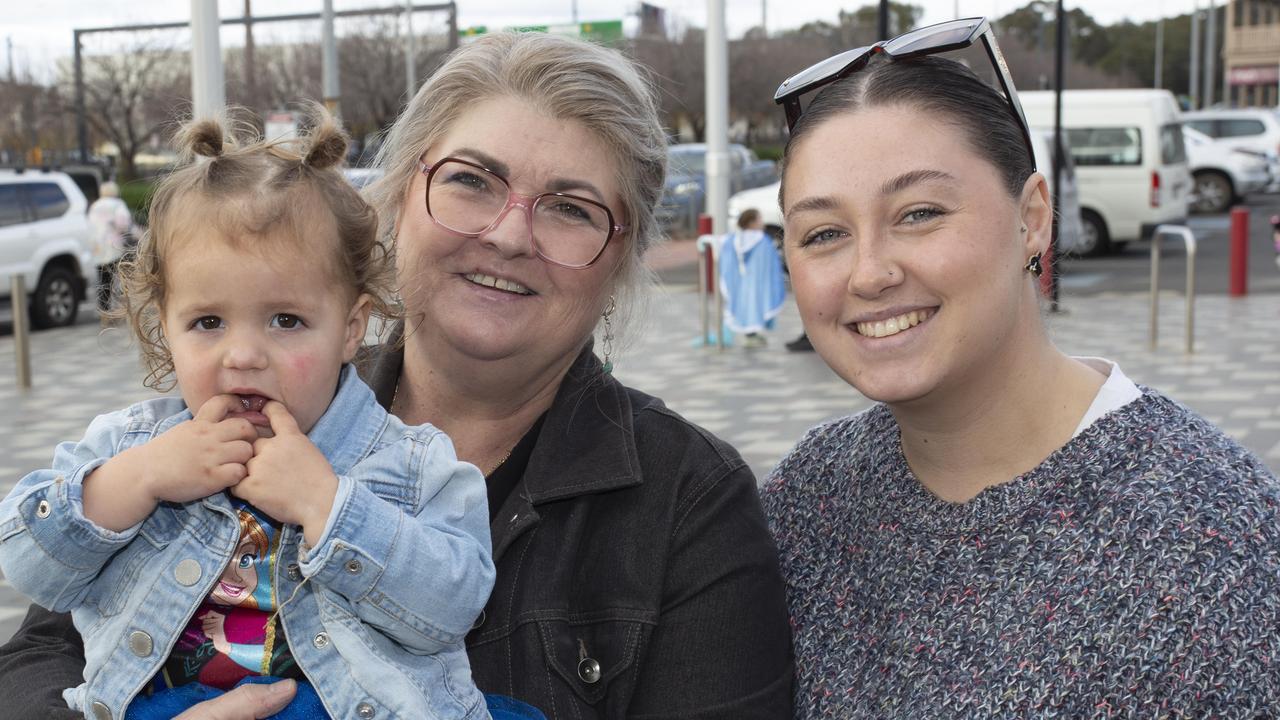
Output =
[
  {"x1": 177, "y1": 118, "x2": 227, "y2": 161},
  {"x1": 302, "y1": 109, "x2": 349, "y2": 170}
]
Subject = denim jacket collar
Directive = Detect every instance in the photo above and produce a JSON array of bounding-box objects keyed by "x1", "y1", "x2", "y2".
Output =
[
  {"x1": 306, "y1": 364, "x2": 386, "y2": 477},
  {"x1": 356, "y1": 335, "x2": 643, "y2": 503}
]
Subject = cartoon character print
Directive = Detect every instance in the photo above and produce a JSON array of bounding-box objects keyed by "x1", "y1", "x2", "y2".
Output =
[{"x1": 159, "y1": 506, "x2": 300, "y2": 690}]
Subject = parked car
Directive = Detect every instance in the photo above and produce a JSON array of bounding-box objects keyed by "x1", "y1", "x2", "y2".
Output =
[
  {"x1": 1181, "y1": 126, "x2": 1273, "y2": 213},
  {"x1": 657, "y1": 143, "x2": 777, "y2": 233},
  {"x1": 724, "y1": 130, "x2": 1086, "y2": 256},
  {"x1": 1182, "y1": 108, "x2": 1280, "y2": 193},
  {"x1": 1020, "y1": 90, "x2": 1192, "y2": 256},
  {"x1": 0, "y1": 169, "x2": 96, "y2": 328}
]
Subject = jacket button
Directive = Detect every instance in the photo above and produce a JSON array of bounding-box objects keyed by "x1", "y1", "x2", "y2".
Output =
[
  {"x1": 577, "y1": 657, "x2": 602, "y2": 684},
  {"x1": 90, "y1": 701, "x2": 111, "y2": 720},
  {"x1": 471, "y1": 610, "x2": 486, "y2": 630},
  {"x1": 356, "y1": 702, "x2": 376, "y2": 718},
  {"x1": 287, "y1": 563, "x2": 301, "y2": 581},
  {"x1": 174, "y1": 559, "x2": 202, "y2": 586},
  {"x1": 128, "y1": 630, "x2": 153, "y2": 657},
  {"x1": 313, "y1": 632, "x2": 330, "y2": 649},
  {"x1": 35, "y1": 500, "x2": 51, "y2": 518},
  {"x1": 345, "y1": 559, "x2": 362, "y2": 574}
]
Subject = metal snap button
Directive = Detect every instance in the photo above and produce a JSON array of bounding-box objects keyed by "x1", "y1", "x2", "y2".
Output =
[
  {"x1": 356, "y1": 702, "x2": 376, "y2": 718},
  {"x1": 577, "y1": 657, "x2": 602, "y2": 684},
  {"x1": 345, "y1": 558, "x2": 362, "y2": 574},
  {"x1": 286, "y1": 563, "x2": 301, "y2": 581},
  {"x1": 90, "y1": 701, "x2": 112, "y2": 720},
  {"x1": 128, "y1": 630, "x2": 153, "y2": 657},
  {"x1": 174, "y1": 559, "x2": 202, "y2": 586},
  {"x1": 35, "y1": 500, "x2": 51, "y2": 518},
  {"x1": 313, "y1": 632, "x2": 330, "y2": 649},
  {"x1": 471, "y1": 610, "x2": 486, "y2": 630}
]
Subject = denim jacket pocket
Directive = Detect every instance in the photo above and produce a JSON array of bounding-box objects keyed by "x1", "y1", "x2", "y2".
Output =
[
  {"x1": 536, "y1": 616, "x2": 645, "y2": 705},
  {"x1": 84, "y1": 505, "x2": 182, "y2": 617}
]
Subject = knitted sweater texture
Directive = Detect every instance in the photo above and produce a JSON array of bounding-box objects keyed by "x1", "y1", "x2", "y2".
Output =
[{"x1": 761, "y1": 390, "x2": 1280, "y2": 718}]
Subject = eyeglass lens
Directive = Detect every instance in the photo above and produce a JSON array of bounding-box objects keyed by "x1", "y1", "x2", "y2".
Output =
[
  {"x1": 428, "y1": 159, "x2": 613, "y2": 267},
  {"x1": 882, "y1": 21, "x2": 979, "y2": 56}
]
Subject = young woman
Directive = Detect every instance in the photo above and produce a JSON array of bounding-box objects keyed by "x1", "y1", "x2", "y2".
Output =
[{"x1": 762, "y1": 18, "x2": 1279, "y2": 718}]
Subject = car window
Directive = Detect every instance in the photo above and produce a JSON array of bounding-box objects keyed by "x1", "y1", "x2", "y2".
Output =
[
  {"x1": 1064, "y1": 127, "x2": 1141, "y2": 166},
  {"x1": 1184, "y1": 119, "x2": 1217, "y2": 136},
  {"x1": 0, "y1": 185, "x2": 25, "y2": 227},
  {"x1": 28, "y1": 182, "x2": 70, "y2": 220},
  {"x1": 1218, "y1": 119, "x2": 1266, "y2": 138},
  {"x1": 1160, "y1": 124, "x2": 1187, "y2": 164},
  {"x1": 667, "y1": 148, "x2": 706, "y2": 175}
]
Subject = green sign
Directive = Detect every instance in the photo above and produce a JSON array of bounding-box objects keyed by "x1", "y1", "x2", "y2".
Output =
[{"x1": 459, "y1": 20, "x2": 623, "y2": 44}]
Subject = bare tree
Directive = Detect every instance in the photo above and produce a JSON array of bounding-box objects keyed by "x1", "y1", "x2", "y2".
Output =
[{"x1": 74, "y1": 40, "x2": 189, "y2": 181}]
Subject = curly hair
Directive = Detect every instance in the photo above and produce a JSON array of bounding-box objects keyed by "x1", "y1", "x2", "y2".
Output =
[{"x1": 116, "y1": 106, "x2": 399, "y2": 391}]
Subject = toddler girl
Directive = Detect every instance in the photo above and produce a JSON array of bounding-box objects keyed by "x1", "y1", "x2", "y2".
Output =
[{"x1": 0, "y1": 113, "x2": 538, "y2": 719}]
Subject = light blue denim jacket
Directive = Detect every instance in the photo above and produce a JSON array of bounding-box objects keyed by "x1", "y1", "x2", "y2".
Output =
[{"x1": 0, "y1": 365, "x2": 495, "y2": 720}]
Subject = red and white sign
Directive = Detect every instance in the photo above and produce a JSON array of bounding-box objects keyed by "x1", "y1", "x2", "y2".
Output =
[{"x1": 1227, "y1": 65, "x2": 1280, "y2": 85}]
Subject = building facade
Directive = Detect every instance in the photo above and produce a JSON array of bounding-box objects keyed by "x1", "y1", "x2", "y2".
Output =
[{"x1": 1224, "y1": 0, "x2": 1280, "y2": 106}]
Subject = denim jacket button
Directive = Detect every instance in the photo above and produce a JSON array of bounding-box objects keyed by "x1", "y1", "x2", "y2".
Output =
[
  {"x1": 313, "y1": 632, "x2": 330, "y2": 649},
  {"x1": 174, "y1": 559, "x2": 202, "y2": 586},
  {"x1": 577, "y1": 657, "x2": 602, "y2": 684},
  {"x1": 345, "y1": 559, "x2": 363, "y2": 574},
  {"x1": 356, "y1": 702, "x2": 376, "y2": 718},
  {"x1": 90, "y1": 701, "x2": 112, "y2": 720},
  {"x1": 35, "y1": 500, "x2": 51, "y2": 518},
  {"x1": 128, "y1": 630, "x2": 153, "y2": 657},
  {"x1": 287, "y1": 563, "x2": 302, "y2": 581},
  {"x1": 471, "y1": 610, "x2": 486, "y2": 630}
]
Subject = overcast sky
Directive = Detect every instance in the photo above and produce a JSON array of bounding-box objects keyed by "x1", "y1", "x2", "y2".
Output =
[{"x1": 5, "y1": 0, "x2": 1210, "y2": 82}]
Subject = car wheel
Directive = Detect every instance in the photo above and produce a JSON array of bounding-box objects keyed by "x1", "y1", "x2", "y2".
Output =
[
  {"x1": 1191, "y1": 171, "x2": 1233, "y2": 214},
  {"x1": 1077, "y1": 209, "x2": 1111, "y2": 257},
  {"x1": 30, "y1": 265, "x2": 80, "y2": 329}
]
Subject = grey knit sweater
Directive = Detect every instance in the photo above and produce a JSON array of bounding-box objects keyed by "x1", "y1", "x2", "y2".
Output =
[{"x1": 761, "y1": 390, "x2": 1280, "y2": 718}]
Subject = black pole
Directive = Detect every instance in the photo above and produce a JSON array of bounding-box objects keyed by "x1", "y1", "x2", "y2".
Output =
[
  {"x1": 74, "y1": 30, "x2": 87, "y2": 164},
  {"x1": 878, "y1": 0, "x2": 890, "y2": 40},
  {"x1": 1051, "y1": 0, "x2": 1065, "y2": 311},
  {"x1": 448, "y1": 2, "x2": 458, "y2": 51}
]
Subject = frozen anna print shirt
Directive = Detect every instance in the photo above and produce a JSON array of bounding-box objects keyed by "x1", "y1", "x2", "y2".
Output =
[{"x1": 154, "y1": 503, "x2": 305, "y2": 689}]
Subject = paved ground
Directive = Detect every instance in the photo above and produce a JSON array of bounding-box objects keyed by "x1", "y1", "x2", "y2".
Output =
[{"x1": 0, "y1": 259, "x2": 1277, "y2": 647}]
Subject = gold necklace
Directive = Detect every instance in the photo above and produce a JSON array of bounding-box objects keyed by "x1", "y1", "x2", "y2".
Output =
[{"x1": 391, "y1": 376, "x2": 513, "y2": 477}]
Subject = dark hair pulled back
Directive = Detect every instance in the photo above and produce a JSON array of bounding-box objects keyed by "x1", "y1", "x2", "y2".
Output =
[{"x1": 780, "y1": 55, "x2": 1034, "y2": 202}]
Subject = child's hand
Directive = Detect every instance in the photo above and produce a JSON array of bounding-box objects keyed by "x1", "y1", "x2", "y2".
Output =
[
  {"x1": 233, "y1": 402, "x2": 338, "y2": 547},
  {"x1": 84, "y1": 395, "x2": 257, "y2": 532},
  {"x1": 140, "y1": 395, "x2": 261, "y2": 504}
]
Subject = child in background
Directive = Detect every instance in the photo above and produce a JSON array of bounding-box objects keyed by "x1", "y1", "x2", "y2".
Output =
[
  {"x1": 719, "y1": 208, "x2": 787, "y2": 348},
  {"x1": 0, "y1": 112, "x2": 537, "y2": 719}
]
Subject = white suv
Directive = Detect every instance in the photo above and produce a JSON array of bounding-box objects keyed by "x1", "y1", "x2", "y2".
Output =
[
  {"x1": 0, "y1": 170, "x2": 96, "y2": 328},
  {"x1": 1182, "y1": 108, "x2": 1280, "y2": 190}
]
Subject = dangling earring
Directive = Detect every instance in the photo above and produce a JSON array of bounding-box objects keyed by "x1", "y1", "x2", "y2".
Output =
[
  {"x1": 1025, "y1": 253, "x2": 1043, "y2": 277},
  {"x1": 600, "y1": 295, "x2": 616, "y2": 374}
]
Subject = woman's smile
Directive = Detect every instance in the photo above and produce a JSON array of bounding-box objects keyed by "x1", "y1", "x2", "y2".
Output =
[
  {"x1": 462, "y1": 272, "x2": 535, "y2": 296},
  {"x1": 850, "y1": 308, "x2": 936, "y2": 339}
]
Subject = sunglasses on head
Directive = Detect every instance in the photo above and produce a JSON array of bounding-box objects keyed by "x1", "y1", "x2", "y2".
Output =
[{"x1": 773, "y1": 17, "x2": 1036, "y2": 172}]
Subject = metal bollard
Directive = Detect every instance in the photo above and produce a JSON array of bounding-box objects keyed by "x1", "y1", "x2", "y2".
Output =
[
  {"x1": 1149, "y1": 224, "x2": 1197, "y2": 355},
  {"x1": 1229, "y1": 206, "x2": 1248, "y2": 296},
  {"x1": 11, "y1": 275, "x2": 32, "y2": 389},
  {"x1": 695, "y1": 234, "x2": 717, "y2": 348}
]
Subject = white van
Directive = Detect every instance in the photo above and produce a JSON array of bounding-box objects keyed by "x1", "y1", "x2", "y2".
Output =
[{"x1": 1019, "y1": 90, "x2": 1192, "y2": 255}]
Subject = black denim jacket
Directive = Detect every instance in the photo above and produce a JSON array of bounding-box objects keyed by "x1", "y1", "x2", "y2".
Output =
[{"x1": 0, "y1": 345, "x2": 794, "y2": 719}]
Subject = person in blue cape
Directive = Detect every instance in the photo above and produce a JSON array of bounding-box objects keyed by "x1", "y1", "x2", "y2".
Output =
[{"x1": 719, "y1": 208, "x2": 787, "y2": 347}]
